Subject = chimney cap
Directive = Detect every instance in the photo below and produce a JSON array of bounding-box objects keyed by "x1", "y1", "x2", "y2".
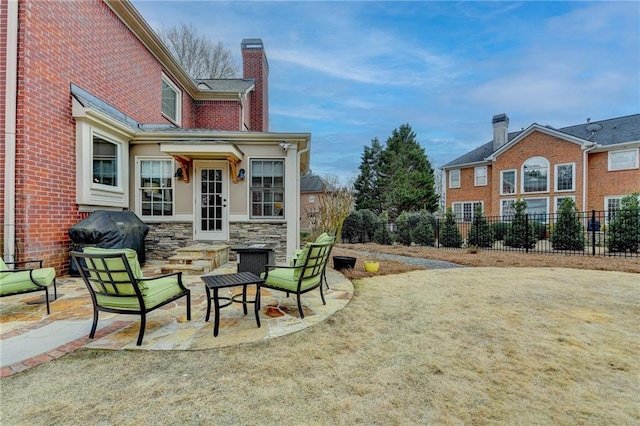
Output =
[
  {"x1": 241, "y1": 38, "x2": 264, "y2": 50},
  {"x1": 492, "y1": 113, "x2": 509, "y2": 124}
]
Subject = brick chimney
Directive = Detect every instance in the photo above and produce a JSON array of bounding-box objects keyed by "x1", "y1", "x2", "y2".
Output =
[
  {"x1": 492, "y1": 113, "x2": 509, "y2": 152},
  {"x1": 242, "y1": 38, "x2": 269, "y2": 131}
]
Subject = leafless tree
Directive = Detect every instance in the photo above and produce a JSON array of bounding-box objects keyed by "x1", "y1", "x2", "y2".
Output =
[{"x1": 157, "y1": 23, "x2": 239, "y2": 79}]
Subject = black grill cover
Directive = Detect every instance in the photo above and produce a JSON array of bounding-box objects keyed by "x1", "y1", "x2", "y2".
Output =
[{"x1": 69, "y1": 211, "x2": 149, "y2": 269}]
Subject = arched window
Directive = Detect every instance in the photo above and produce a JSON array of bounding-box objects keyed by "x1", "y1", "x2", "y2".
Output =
[{"x1": 522, "y1": 156, "x2": 549, "y2": 193}]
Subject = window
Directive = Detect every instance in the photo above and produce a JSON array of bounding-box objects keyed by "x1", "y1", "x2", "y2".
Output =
[
  {"x1": 605, "y1": 196, "x2": 623, "y2": 222},
  {"x1": 522, "y1": 156, "x2": 549, "y2": 193},
  {"x1": 475, "y1": 166, "x2": 487, "y2": 186},
  {"x1": 500, "y1": 170, "x2": 516, "y2": 195},
  {"x1": 524, "y1": 197, "x2": 549, "y2": 222},
  {"x1": 555, "y1": 163, "x2": 575, "y2": 192},
  {"x1": 500, "y1": 199, "x2": 516, "y2": 220},
  {"x1": 161, "y1": 74, "x2": 181, "y2": 125},
  {"x1": 449, "y1": 169, "x2": 460, "y2": 188},
  {"x1": 93, "y1": 136, "x2": 118, "y2": 187},
  {"x1": 608, "y1": 149, "x2": 639, "y2": 171},
  {"x1": 452, "y1": 201, "x2": 483, "y2": 222},
  {"x1": 138, "y1": 159, "x2": 174, "y2": 218},
  {"x1": 555, "y1": 196, "x2": 576, "y2": 213},
  {"x1": 251, "y1": 160, "x2": 284, "y2": 218},
  {"x1": 308, "y1": 194, "x2": 315, "y2": 204}
]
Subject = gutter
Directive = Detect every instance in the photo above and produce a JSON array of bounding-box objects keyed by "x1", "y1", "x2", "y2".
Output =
[
  {"x1": 582, "y1": 143, "x2": 598, "y2": 210},
  {"x1": 3, "y1": 0, "x2": 18, "y2": 261}
]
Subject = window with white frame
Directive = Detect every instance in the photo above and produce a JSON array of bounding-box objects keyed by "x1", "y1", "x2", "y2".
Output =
[
  {"x1": 522, "y1": 156, "x2": 549, "y2": 193},
  {"x1": 161, "y1": 74, "x2": 182, "y2": 125},
  {"x1": 452, "y1": 201, "x2": 483, "y2": 222},
  {"x1": 449, "y1": 169, "x2": 460, "y2": 188},
  {"x1": 308, "y1": 194, "x2": 316, "y2": 204},
  {"x1": 93, "y1": 136, "x2": 118, "y2": 187},
  {"x1": 251, "y1": 159, "x2": 285, "y2": 218},
  {"x1": 500, "y1": 199, "x2": 516, "y2": 220},
  {"x1": 555, "y1": 163, "x2": 575, "y2": 192},
  {"x1": 138, "y1": 158, "x2": 174, "y2": 218},
  {"x1": 524, "y1": 197, "x2": 549, "y2": 222},
  {"x1": 475, "y1": 166, "x2": 487, "y2": 186},
  {"x1": 608, "y1": 149, "x2": 639, "y2": 171},
  {"x1": 500, "y1": 170, "x2": 516, "y2": 195},
  {"x1": 605, "y1": 196, "x2": 623, "y2": 222},
  {"x1": 555, "y1": 195, "x2": 576, "y2": 213}
]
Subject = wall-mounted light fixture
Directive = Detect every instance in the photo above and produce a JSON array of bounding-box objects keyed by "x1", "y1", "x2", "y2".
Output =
[
  {"x1": 237, "y1": 168, "x2": 246, "y2": 180},
  {"x1": 174, "y1": 168, "x2": 183, "y2": 178}
]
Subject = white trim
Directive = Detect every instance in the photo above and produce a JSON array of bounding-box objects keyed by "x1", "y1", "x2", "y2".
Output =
[
  {"x1": 451, "y1": 200, "x2": 483, "y2": 222},
  {"x1": 500, "y1": 198, "x2": 517, "y2": 218},
  {"x1": 608, "y1": 148, "x2": 639, "y2": 171},
  {"x1": 500, "y1": 169, "x2": 517, "y2": 195},
  {"x1": 554, "y1": 162, "x2": 575, "y2": 192},
  {"x1": 161, "y1": 73, "x2": 182, "y2": 125},
  {"x1": 521, "y1": 156, "x2": 549, "y2": 194},
  {"x1": 474, "y1": 166, "x2": 487, "y2": 186},
  {"x1": 134, "y1": 156, "x2": 176, "y2": 220},
  {"x1": 449, "y1": 169, "x2": 460, "y2": 189},
  {"x1": 554, "y1": 195, "x2": 576, "y2": 213}
]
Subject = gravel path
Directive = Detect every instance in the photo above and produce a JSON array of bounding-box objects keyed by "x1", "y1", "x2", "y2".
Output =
[{"x1": 345, "y1": 250, "x2": 465, "y2": 269}]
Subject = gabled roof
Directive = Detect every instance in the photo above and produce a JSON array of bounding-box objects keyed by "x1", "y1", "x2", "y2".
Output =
[
  {"x1": 300, "y1": 174, "x2": 332, "y2": 193},
  {"x1": 442, "y1": 114, "x2": 640, "y2": 169},
  {"x1": 196, "y1": 79, "x2": 255, "y2": 94}
]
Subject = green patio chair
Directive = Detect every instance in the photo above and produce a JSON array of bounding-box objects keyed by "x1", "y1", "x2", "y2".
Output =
[
  {"x1": 261, "y1": 240, "x2": 333, "y2": 318},
  {"x1": 0, "y1": 257, "x2": 57, "y2": 314},
  {"x1": 70, "y1": 247, "x2": 190, "y2": 346}
]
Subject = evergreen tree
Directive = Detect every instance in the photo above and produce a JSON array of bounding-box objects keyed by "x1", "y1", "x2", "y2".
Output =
[
  {"x1": 551, "y1": 198, "x2": 585, "y2": 251},
  {"x1": 342, "y1": 211, "x2": 363, "y2": 243},
  {"x1": 467, "y1": 205, "x2": 494, "y2": 248},
  {"x1": 380, "y1": 124, "x2": 439, "y2": 218},
  {"x1": 504, "y1": 199, "x2": 538, "y2": 249},
  {"x1": 360, "y1": 209, "x2": 378, "y2": 242},
  {"x1": 440, "y1": 207, "x2": 463, "y2": 248},
  {"x1": 353, "y1": 138, "x2": 384, "y2": 213},
  {"x1": 607, "y1": 194, "x2": 640, "y2": 253},
  {"x1": 413, "y1": 210, "x2": 436, "y2": 246}
]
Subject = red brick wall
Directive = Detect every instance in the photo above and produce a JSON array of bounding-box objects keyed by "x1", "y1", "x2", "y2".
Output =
[
  {"x1": 242, "y1": 47, "x2": 268, "y2": 131},
  {"x1": 195, "y1": 100, "x2": 241, "y2": 130},
  {"x1": 0, "y1": 0, "x2": 7, "y2": 251},
  {"x1": 587, "y1": 150, "x2": 640, "y2": 211},
  {"x1": 11, "y1": 0, "x2": 188, "y2": 271},
  {"x1": 447, "y1": 131, "x2": 587, "y2": 216}
]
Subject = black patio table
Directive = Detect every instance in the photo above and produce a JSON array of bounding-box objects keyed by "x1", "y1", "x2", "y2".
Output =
[{"x1": 201, "y1": 272, "x2": 264, "y2": 337}]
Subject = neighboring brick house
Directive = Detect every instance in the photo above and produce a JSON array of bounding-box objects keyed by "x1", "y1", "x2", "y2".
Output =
[
  {"x1": 442, "y1": 113, "x2": 640, "y2": 222},
  {"x1": 1, "y1": 0, "x2": 311, "y2": 273},
  {"x1": 299, "y1": 173, "x2": 332, "y2": 233}
]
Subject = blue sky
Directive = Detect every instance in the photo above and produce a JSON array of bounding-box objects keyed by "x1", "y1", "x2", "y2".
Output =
[{"x1": 132, "y1": 1, "x2": 640, "y2": 184}]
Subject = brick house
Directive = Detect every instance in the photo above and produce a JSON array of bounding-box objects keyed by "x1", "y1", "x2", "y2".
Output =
[
  {"x1": 299, "y1": 173, "x2": 332, "y2": 233},
  {"x1": 1, "y1": 0, "x2": 311, "y2": 273},
  {"x1": 442, "y1": 113, "x2": 640, "y2": 222}
]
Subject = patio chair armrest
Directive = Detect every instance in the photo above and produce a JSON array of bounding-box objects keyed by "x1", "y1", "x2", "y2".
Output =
[
  {"x1": 5, "y1": 260, "x2": 44, "y2": 269},
  {"x1": 138, "y1": 271, "x2": 187, "y2": 290}
]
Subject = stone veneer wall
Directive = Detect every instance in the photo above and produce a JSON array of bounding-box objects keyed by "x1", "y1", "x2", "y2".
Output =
[
  {"x1": 145, "y1": 221, "x2": 288, "y2": 263},
  {"x1": 228, "y1": 221, "x2": 288, "y2": 263},
  {"x1": 145, "y1": 222, "x2": 195, "y2": 260}
]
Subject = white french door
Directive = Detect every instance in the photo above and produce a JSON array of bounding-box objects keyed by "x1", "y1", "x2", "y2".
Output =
[{"x1": 194, "y1": 161, "x2": 228, "y2": 240}]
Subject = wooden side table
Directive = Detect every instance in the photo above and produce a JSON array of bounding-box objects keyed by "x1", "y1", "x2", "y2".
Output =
[{"x1": 201, "y1": 272, "x2": 264, "y2": 337}]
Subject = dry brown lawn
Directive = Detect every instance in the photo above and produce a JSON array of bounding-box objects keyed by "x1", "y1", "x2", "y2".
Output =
[{"x1": 1, "y1": 246, "x2": 638, "y2": 425}]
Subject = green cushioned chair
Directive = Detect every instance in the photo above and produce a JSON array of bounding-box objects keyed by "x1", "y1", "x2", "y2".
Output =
[
  {"x1": 70, "y1": 248, "x2": 190, "y2": 346},
  {"x1": 0, "y1": 257, "x2": 57, "y2": 314},
  {"x1": 261, "y1": 240, "x2": 333, "y2": 318},
  {"x1": 290, "y1": 232, "x2": 336, "y2": 289}
]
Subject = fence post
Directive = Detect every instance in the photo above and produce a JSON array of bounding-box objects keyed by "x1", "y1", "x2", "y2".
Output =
[
  {"x1": 591, "y1": 210, "x2": 596, "y2": 256},
  {"x1": 525, "y1": 214, "x2": 529, "y2": 253}
]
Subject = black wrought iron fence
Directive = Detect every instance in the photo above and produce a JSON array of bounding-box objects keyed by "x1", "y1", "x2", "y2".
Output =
[{"x1": 341, "y1": 210, "x2": 639, "y2": 258}]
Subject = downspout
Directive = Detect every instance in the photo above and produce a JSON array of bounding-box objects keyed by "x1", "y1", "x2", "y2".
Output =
[
  {"x1": 3, "y1": 0, "x2": 19, "y2": 261},
  {"x1": 582, "y1": 143, "x2": 597, "y2": 210},
  {"x1": 294, "y1": 143, "x2": 311, "y2": 252}
]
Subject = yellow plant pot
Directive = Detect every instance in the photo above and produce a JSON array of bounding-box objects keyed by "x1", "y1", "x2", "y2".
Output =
[{"x1": 364, "y1": 261, "x2": 379, "y2": 273}]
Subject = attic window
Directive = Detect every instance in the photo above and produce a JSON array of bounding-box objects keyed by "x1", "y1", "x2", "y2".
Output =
[{"x1": 161, "y1": 74, "x2": 182, "y2": 125}]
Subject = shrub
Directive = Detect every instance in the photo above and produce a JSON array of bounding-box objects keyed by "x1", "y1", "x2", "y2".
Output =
[
  {"x1": 373, "y1": 212, "x2": 394, "y2": 245},
  {"x1": 440, "y1": 207, "x2": 463, "y2": 248},
  {"x1": 504, "y1": 199, "x2": 538, "y2": 249},
  {"x1": 607, "y1": 194, "x2": 640, "y2": 253},
  {"x1": 414, "y1": 210, "x2": 436, "y2": 246},
  {"x1": 491, "y1": 222, "x2": 509, "y2": 241},
  {"x1": 551, "y1": 198, "x2": 585, "y2": 251},
  {"x1": 360, "y1": 209, "x2": 378, "y2": 242},
  {"x1": 467, "y1": 205, "x2": 495, "y2": 248},
  {"x1": 342, "y1": 211, "x2": 363, "y2": 243},
  {"x1": 396, "y1": 211, "x2": 412, "y2": 246}
]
